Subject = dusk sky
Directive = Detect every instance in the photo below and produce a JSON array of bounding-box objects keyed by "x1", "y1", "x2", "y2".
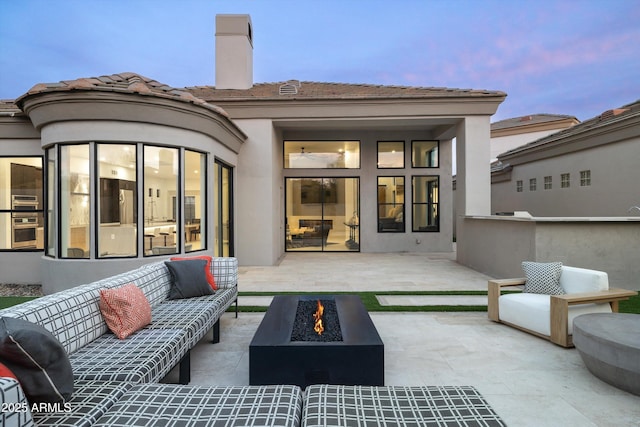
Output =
[{"x1": 1, "y1": 0, "x2": 638, "y2": 122}]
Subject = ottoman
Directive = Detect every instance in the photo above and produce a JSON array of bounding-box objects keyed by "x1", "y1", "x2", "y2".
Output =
[
  {"x1": 573, "y1": 313, "x2": 640, "y2": 396},
  {"x1": 302, "y1": 384, "x2": 505, "y2": 426},
  {"x1": 92, "y1": 384, "x2": 303, "y2": 427}
]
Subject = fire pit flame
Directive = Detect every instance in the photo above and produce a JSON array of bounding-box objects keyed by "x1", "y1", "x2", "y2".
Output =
[{"x1": 313, "y1": 299, "x2": 324, "y2": 335}]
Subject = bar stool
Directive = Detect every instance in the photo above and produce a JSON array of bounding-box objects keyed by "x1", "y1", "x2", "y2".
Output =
[{"x1": 160, "y1": 229, "x2": 170, "y2": 246}]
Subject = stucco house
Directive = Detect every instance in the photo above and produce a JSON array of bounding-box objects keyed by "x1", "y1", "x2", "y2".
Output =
[
  {"x1": 0, "y1": 14, "x2": 505, "y2": 293},
  {"x1": 491, "y1": 101, "x2": 640, "y2": 216}
]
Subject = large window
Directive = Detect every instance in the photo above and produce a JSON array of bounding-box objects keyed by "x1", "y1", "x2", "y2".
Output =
[
  {"x1": 61, "y1": 145, "x2": 90, "y2": 258},
  {"x1": 377, "y1": 141, "x2": 404, "y2": 168},
  {"x1": 412, "y1": 141, "x2": 439, "y2": 168},
  {"x1": 97, "y1": 144, "x2": 137, "y2": 258},
  {"x1": 184, "y1": 150, "x2": 206, "y2": 253},
  {"x1": 412, "y1": 176, "x2": 439, "y2": 232},
  {"x1": 0, "y1": 157, "x2": 44, "y2": 251},
  {"x1": 377, "y1": 176, "x2": 405, "y2": 232},
  {"x1": 284, "y1": 141, "x2": 360, "y2": 169},
  {"x1": 144, "y1": 146, "x2": 179, "y2": 256},
  {"x1": 285, "y1": 177, "x2": 359, "y2": 251}
]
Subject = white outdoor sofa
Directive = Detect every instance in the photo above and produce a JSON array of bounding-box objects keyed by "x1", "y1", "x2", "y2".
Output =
[{"x1": 488, "y1": 265, "x2": 637, "y2": 347}]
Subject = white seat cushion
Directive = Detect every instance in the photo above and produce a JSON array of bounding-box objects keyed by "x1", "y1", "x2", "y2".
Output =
[{"x1": 499, "y1": 293, "x2": 612, "y2": 336}]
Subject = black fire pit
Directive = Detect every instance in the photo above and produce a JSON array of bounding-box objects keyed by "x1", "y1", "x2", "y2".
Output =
[{"x1": 249, "y1": 295, "x2": 384, "y2": 388}]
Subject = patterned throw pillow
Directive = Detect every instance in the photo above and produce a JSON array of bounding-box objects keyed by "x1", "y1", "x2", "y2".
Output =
[
  {"x1": 99, "y1": 283, "x2": 152, "y2": 339},
  {"x1": 0, "y1": 317, "x2": 74, "y2": 403},
  {"x1": 522, "y1": 261, "x2": 565, "y2": 295},
  {"x1": 170, "y1": 255, "x2": 217, "y2": 290}
]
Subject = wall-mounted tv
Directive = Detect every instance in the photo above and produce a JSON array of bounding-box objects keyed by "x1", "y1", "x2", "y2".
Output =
[{"x1": 300, "y1": 179, "x2": 337, "y2": 204}]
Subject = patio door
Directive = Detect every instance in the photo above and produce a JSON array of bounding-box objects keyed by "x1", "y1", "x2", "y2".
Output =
[
  {"x1": 285, "y1": 177, "x2": 359, "y2": 252},
  {"x1": 214, "y1": 160, "x2": 233, "y2": 256}
]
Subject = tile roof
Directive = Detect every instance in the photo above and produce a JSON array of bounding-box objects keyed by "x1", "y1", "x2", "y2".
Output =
[
  {"x1": 0, "y1": 100, "x2": 21, "y2": 114},
  {"x1": 498, "y1": 99, "x2": 640, "y2": 158},
  {"x1": 491, "y1": 113, "x2": 577, "y2": 131},
  {"x1": 186, "y1": 81, "x2": 506, "y2": 102},
  {"x1": 16, "y1": 72, "x2": 230, "y2": 117}
]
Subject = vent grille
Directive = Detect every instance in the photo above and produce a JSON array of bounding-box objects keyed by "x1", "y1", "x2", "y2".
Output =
[{"x1": 279, "y1": 80, "x2": 301, "y2": 95}]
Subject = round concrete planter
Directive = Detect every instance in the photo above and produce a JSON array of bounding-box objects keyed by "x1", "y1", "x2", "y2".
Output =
[{"x1": 573, "y1": 313, "x2": 640, "y2": 396}]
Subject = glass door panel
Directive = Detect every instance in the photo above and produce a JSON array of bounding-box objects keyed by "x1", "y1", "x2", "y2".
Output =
[
  {"x1": 214, "y1": 161, "x2": 233, "y2": 257},
  {"x1": 285, "y1": 177, "x2": 359, "y2": 252}
]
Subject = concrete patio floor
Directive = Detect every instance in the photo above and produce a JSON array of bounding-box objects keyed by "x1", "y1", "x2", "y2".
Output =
[{"x1": 169, "y1": 252, "x2": 640, "y2": 427}]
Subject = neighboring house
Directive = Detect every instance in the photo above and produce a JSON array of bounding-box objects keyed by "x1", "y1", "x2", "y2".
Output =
[
  {"x1": 489, "y1": 114, "x2": 579, "y2": 162},
  {"x1": 491, "y1": 101, "x2": 640, "y2": 217},
  {"x1": 0, "y1": 14, "x2": 505, "y2": 292}
]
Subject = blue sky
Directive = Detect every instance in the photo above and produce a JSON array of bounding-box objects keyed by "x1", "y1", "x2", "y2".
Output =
[{"x1": 0, "y1": 0, "x2": 638, "y2": 122}]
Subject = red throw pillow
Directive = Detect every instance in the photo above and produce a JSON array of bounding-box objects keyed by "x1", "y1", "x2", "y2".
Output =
[
  {"x1": 0, "y1": 362, "x2": 18, "y2": 381},
  {"x1": 99, "y1": 283, "x2": 152, "y2": 339},
  {"x1": 170, "y1": 255, "x2": 217, "y2": 290}
]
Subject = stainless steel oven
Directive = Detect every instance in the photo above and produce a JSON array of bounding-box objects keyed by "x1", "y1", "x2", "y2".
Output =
[{"x1": 11, "y1": 195, "x2": 39, "y2": 248}]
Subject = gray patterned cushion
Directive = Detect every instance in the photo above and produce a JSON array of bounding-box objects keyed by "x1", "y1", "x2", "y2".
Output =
[
  {"x1": 70, "y1": 329, "x2": 186, "y2": 383},
  {"x1": 522, "y1": 261, "x2": 565, "y2": 295},
  {"x1": 93, "y1": 384, "x2": 303, "y2": 427},
  {"x1": 303, "y1": 385, "x2": 506, "y2": 427},
  {"x1": 0, "y1": 283, "x2": 108, "y2": 355},
  {"x1": 32, "y1": 380, "x2": 133, "y2": 427}
]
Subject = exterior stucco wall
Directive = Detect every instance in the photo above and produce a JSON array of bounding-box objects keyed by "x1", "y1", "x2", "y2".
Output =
[
  {"x1": 492, "y1": 135, "x2": 640, "y2": 216},
  {"x1": 491, "y1": 129, "x2": 562, "y2": 161},
  {"x1": 458, "y1": 216, "x2": 640, "y2": 290},
  {"x1": 234, "y1": 119, "x2": 283, "y2": 266}
]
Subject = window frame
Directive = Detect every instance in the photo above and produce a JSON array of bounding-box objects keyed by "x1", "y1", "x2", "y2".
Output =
[
  {"x1": 377, "y1": 176, "x2": 405, "y2": 233},
  {"x1": 0, "y1": 155, "x2": 45, "y2": 252},
  {"x1": 411, "y1": 140, "x2": 439, "y2": 168},
  {"x1": 377, "y1": 141, "x2": 405, "y2": 169},
  {"x1": 580, "y1": 170, "x2": 591, "y2": 187},
  {"x1": 411, "y1": 175, "x2": 440, "y2": 232},
  {"x1": 283, "y1": 140, "x2": 361, "y2": 169}
]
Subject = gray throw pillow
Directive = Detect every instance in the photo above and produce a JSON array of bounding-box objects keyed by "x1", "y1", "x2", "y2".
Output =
[
  {"x1": 165, "y1": 259, "x2": 215, "y2": 300},
  {"x1": 0, "y1": 316, "x2": 74, "y2": 403},
  {"x1": 522, "y1": 261, "x2": 565, "y2": 295}
]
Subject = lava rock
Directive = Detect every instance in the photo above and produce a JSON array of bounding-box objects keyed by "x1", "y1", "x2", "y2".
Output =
[{"x1": 291, "y1": 299, "x2": 343, "y2": 342}]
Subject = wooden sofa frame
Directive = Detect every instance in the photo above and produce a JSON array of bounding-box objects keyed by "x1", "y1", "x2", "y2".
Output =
[{"x1": 488, "y1": 278, "x2": 637, "y2": 347}]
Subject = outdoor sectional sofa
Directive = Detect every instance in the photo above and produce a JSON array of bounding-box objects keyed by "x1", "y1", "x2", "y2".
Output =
[{"x1": 0, "y1": 257, "x2": 303, "y2": 427}]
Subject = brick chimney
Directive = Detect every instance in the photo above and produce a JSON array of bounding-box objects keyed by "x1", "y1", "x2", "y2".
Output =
[{"x1": 215, "y1": 14, "x2": 253, "y2": 89}]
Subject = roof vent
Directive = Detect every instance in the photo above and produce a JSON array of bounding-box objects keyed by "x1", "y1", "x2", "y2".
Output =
[
  {"x1": 519, "y1": 115, "x2": 533, "y2": 122},
  {"x1": 279, "y1": 80, "x2": 301, "y2": 95}
]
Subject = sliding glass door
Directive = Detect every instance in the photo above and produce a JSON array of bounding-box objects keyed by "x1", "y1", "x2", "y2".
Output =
[{"x1": 285, "y1": 177, "x2": 359, "y2": 252}]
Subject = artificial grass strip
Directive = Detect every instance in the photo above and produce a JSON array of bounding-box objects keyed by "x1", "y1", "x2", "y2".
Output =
[
  {"x1": 0, "y1": 296, "x2": 38, "y2": 309},
  {"x1": 619, "y1": 294, "x2": 640, "y2": 314},
  {"x1": 235, "y1": 291, "x2": 490, "y2": 313}
]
